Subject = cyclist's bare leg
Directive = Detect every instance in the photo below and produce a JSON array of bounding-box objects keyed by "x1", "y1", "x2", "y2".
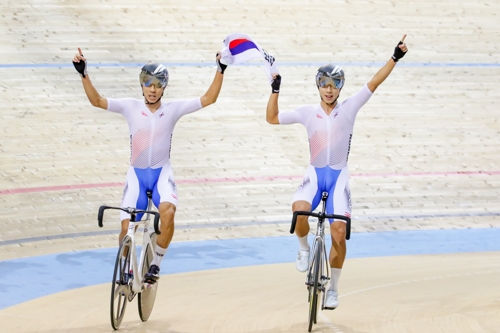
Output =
[
  {"x1": 325, "y1": 221, "x2": 346, "y2": 307},
  {"x1": 118, "y1": 219, "x2": 139, "y2": 244},
  {"x1": 119, "y1": 219, "x2": 130, "y2": 245},
  {"x1": 329, "y1": 221, "x2": 347, "y2": 268},
  {"x1": 156, "y1": 202, "x2": 176, "y2": 249},
  {"x1": 144, "y1": 202, "x2": 176, "y2": 280},
  {"x1": 292, "y1": 200, "x2": 312, "y2": 237}
]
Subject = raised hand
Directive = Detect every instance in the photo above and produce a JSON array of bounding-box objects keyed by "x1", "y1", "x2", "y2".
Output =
[
  {"x1": 216, "y1": 51, "x2": 227, "y2": 74},
  {"x1": 271, "y1": 73, "x2": 281, "y2": 94},
  {"x1": 72, "y1": 48, "x2": 88, "y2": 78},
  {"x1": 391, "y1": 35, "x2": 408, "y2": 62}
]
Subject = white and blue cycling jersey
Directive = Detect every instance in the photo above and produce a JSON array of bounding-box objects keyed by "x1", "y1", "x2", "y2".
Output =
[
  {"x1": 107, "y1": 97, "x2": 203, "y2": 220},
  {"x1": 277, "y1": 84, "x2": 372, "y2": 221}
]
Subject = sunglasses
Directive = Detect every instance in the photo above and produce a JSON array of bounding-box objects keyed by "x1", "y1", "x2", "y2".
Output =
[
  {"x1": 140, "y1": 74, "x2": 167, "y2": 89},
  {"x1": 317, "y1": 76, "x2": 344, "y2": 89}
]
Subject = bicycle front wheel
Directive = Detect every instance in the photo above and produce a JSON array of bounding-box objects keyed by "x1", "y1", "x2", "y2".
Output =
[
  {"x1": 110, "y1": 236, "x2": 132, "y2": 330},
  {"x1": 138, "y1": 232, "x2": 159, "y2": 322},
  {"x1": 308, "y1": 241, "x2": 322, "y2": 332}
]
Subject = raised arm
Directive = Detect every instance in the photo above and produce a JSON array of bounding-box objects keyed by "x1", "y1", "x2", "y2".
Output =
[
  {"x1": 72, "y1": 48, "x2": 108, "y2": 110},
  {"x1": 266, "y1": 74, "x2": 281, "y2": 124},
  {"x1": 367, "y1": 35, "x2": 408, "y2": 93},
  {"x1": 200, "y1": 52, "x2": 227, "y2": 107}
]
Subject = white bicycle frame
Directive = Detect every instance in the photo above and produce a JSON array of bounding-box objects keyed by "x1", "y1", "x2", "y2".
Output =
[
  {"x1": 125, "y1": 200, "x2": 156, "y2": 293},
  {"x1": 309, "y1": 217, "x2": 331, "y2": 308},
  {"x1": 290, "y1": 192, "x2": 351, "y2": 331}
]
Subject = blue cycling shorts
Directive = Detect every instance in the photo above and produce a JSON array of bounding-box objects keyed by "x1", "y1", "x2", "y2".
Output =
[
  {"x1": 292, "y1": 165, "x2": 352, "y2": 223},
  {"x1": 119, "y1": 166, "x2": 177, "y2": 221}
]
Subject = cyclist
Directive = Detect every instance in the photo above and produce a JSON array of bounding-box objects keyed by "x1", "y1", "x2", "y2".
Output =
[
  {"x1": 265, "y1": 36, "x2": 408, "y2": 309},
  {"x1": 72, "y1": 48, "x2": 227, "y2": 283}
]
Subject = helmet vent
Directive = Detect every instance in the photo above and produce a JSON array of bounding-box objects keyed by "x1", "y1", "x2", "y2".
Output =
[{"x1": 153, "y1": 64, "x2": 166, "y2": 74}]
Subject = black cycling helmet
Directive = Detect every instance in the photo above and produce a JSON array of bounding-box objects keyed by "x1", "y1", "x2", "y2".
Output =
[
  {"x1": 139, "y1": 63, "x2": 169, "y2": 89},
  {"x1": 315, "y1": 63, "x2": 345, "y2": 90}
]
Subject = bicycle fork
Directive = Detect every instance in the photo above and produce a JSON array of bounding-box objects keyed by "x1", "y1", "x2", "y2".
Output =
[{"x1": 306, "y1": 225, "x2": 330, "y2": 309}]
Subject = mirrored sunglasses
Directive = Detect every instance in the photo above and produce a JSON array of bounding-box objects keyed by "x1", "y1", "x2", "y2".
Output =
[
  {"x1": 141, "y1": 75, "x2": 166, "y2": 89},
  {"x1": 318, "y1": 76, "x2": 343, "y2": 89}
]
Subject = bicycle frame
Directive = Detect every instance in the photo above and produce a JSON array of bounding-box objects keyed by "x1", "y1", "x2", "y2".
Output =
[
  {"x1": 290, "y1": 191, "x2": 352, "y2": 329},
  {"x1": 128, "y1": 199, "x2": 155, "y2": 293},
  {"x1": 309, "y1": 198, "x2": 331, "y2": 305},
  {"x1": 98, "y1": 195, "x2": 161, "y2": 330},
  {"x1": 305, "y1": 193, "x2": 331, "y2": 309},
  {"x1": 98, "y1": 198, "x2": 161, "y2": 294}
]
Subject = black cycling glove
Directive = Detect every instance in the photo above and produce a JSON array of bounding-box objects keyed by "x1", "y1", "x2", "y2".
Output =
[
  {"x1": 216, "y1": 53, "x2": 227, "y2": 74},
  {"x1": 391, "y1": 41, "x2": 406, "y2": 62},
  {"x1": 73, "y1": 57, "x2": 87, "y2": 78},
  {"x1": 271, "y1": 75, "x2": 281, "y2": 94}
]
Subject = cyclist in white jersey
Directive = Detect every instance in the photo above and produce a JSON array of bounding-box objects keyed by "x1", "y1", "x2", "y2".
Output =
[
  {"x1": 72, "y1": 48, "x2": 228, "y2": 283},
  {"x1": 266, "y1": 36, "x2": 408, "y2": 309}
]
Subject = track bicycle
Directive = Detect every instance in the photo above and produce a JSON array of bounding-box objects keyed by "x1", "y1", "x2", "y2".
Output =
[
  {"x1": 290, "y1": 191, "x2": 351, "y2": 332},
  {"x1": 97, "y1": 191, "x2": 161, "y2": 330}
]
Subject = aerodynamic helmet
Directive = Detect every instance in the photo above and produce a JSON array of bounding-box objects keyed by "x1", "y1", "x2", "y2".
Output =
[
  {"x1": 139, "y1": 63, "x2": 169, "y2": 89},
  {"x1": 315, "y1": 63, "x2": 345, "y2": 90}
]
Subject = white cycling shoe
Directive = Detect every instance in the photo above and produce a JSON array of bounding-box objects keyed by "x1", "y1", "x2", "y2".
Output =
[
  {"x1": 295, "y1": 249, "x2": 310, "y2": 272},
  {"x1": 324, "y1": 290, "x2": 339, "y2": 309}
]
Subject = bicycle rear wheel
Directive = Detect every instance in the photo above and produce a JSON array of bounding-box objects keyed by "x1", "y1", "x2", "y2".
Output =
[
  {"x1": 138, "y1": 232, "x2": 159, "y2": 322},
  {"x1": 110, "y1": 236, "x2": 132, "y2": 330},
  {"x1": 308, "y1": 241, "x2": 322, "y2": 332}
]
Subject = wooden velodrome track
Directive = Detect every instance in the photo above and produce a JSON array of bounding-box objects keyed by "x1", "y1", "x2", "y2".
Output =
[{"x1": 0, "y1": 0, "x2": 499, "y2": 332}]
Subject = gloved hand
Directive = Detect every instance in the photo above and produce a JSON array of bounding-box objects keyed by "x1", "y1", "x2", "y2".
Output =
[
  {"x1": 72, "y1": 48, "x2": 87, "y2": 78},
  {"x1": 271, "y1": 74, "x2": 281, "y2": 94},
  {"x1": 216, "y1": 52, "x2": 227, "y2": 74},
  {"x1": 391, "y1": 35, "x2": 408, "y2": 62}
]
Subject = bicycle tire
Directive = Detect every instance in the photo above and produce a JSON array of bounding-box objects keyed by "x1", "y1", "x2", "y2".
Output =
[
  {"x1": 308, "y1": 241, "x2": 322, "y2": 332},
  {"x1": 110, "y1": 236, "x2": 132, "y2": 330},
  {"x1": 314, "y1": 241, "x2": 323, "y2": 324},
  {"x1": 138, "y1": 232, "x2": 159, "y2": 322}
]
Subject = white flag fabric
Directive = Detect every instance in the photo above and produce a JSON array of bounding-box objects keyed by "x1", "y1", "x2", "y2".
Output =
[{"x1": 220, "y1": 33, "x2": 279, "y2": 84}]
